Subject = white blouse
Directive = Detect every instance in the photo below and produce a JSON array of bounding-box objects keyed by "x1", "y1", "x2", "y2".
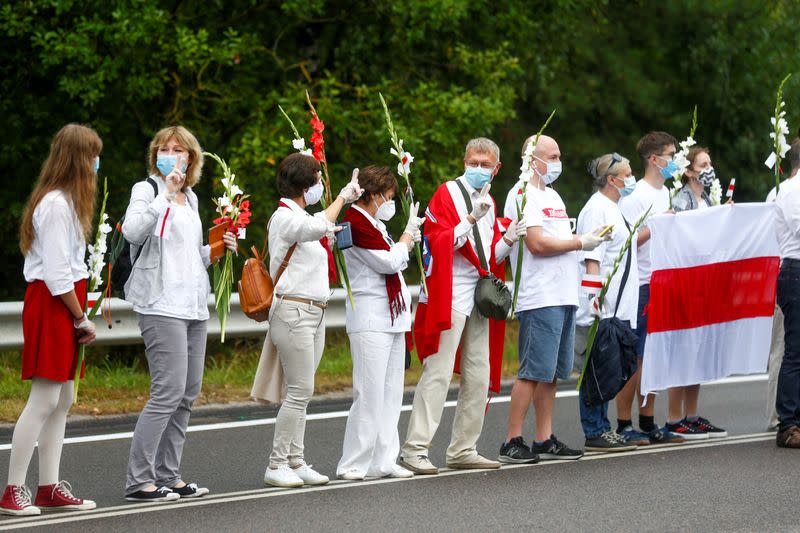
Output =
[
  {"x1": 269, "y1": 198, "x2": 335, "y2": 303},
  {"x1": 23, "y1": 190, "x2": 89, "y2": 295},
  {"x1": 126, "y1": 176, "x2": 211, "y2": 320},
  {"x1": 343, "y1": 205, "x2": 412, "y2": 334}
]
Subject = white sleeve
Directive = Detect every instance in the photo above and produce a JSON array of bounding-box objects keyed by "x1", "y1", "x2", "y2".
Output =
[
  {"x1": 523, "y1": 196, "x2": 544, "y2": 227},
  {"x1": 348, "y1": 243, "x2": 410, "y2": 275},
  {"x1": 275, "y1": 210, "x2": 333, "y2": 243},
  {"x1": 122, "y1": 181, "x2": 169, "y2": 245},
  {"x1": 39, "y1": 197, "x2": 79, "y2": 295},
  {"x1": 453, "y1": 220, "x2": 472, "y2": 249},
  {"x1": 578, "y1": 206, "x2": 607, "y2": 262}
]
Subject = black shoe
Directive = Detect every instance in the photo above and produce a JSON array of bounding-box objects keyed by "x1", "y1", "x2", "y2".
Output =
[
  {"x1": 125, "y1": 486, "x2": 180, "y2": 502},
  {"x1": 584, "y1": 431, "x2": 638, "y2": 453},
  {"x1": 531, "y1": 434, "x2": 584, "y2": 460},
  {"x1": 498, "y1": 436, "x2": 540, "y2": 464},
  {"x1": 647, "y1": 426, "x2": 686, "y2": 444},
  {"x1": 664, "y1": 420, "x2": 709, "y2": 441},
  {"x1": 689, "y1": 416, "x2": 727, "y2": 438},
  {"x1": 170, "y1": 482, "x2": 209, "y2": 498}
]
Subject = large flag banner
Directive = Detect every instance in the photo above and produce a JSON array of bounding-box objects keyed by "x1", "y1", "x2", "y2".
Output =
[{"x1": 641, "y1": 203, "x2": 780, "y2": 397}]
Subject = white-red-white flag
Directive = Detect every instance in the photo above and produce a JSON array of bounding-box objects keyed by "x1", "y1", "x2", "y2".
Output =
[{"x1": 641, "y1": 204, "x2": 780, "y2": 397}]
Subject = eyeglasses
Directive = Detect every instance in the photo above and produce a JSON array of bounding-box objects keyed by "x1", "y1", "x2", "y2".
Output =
[
  {"x1": 656, "y1": 152, "x2": 676, "y2": 161},
  {"x1": 606, "y1": 152, "x2": 623, "y2": 174},
  {"x1": 465, "y1": 161, "x2": 497, "y2": 170}
]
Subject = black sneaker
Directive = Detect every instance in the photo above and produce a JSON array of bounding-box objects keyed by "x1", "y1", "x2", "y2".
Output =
[
  {"x1": 585, "y1": 431, "x2": 638, "y2": 453},
  {"x1": 170, "y1": 482, "x2": 209, "y2": 498},
  {"x1": 498, "y1": 437, "x2": 540, "y2": 464},
  {"x1": 530, "y1": 435, "x2": 583, "y2": 460},
  {"x1": 689, "y1": 417, "x2": 727, "y2": 438},
  {"x1": 647, "y1": 426, "x2": 686, "y2": 444},
  {"x1": 125, "y1": 486, "x2": 180, "y2": 502},
  {"x1": 664, "y1": 420, "x2": 709, "y2": 441}
]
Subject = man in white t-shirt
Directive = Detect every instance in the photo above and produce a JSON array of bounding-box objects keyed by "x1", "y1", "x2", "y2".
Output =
[
  {"x1": 498, "y1": 135, "x2": 609, "y2": 463},
  {"x1": 767, "y1": 139, "x2": 800, "y2": 431},
  {"x1": 617, "y1": 131, "x2": 685, "y2": 445}
]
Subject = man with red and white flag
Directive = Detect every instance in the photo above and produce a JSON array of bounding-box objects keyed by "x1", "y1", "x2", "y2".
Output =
[
  {"x1": 641, "y1": 204, "x2": 780, "y2": 404},
  {"x1": 400, "y1": 138, "x2": 520, "y2": 474}
]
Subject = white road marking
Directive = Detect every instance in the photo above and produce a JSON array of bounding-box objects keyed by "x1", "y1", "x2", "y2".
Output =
[
  {"x1": 0, "y1": 374, "x2": 768, "y2": 452},
  {"x1": 0, "y1": 431, "x2": 775, "y2": 529}
]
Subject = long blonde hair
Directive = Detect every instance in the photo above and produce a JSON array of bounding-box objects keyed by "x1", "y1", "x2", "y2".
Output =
[
  {"x1": 20, "y1": 124, "x2": 102, "y2": 255},
  {"x1": 148, "y1": 126, "x2": 203, "y2": 187}
]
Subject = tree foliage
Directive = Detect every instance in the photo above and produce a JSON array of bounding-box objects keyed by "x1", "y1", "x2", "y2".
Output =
[{"x1": 1, "y1": 0, "x2": 799, "y2": 299}]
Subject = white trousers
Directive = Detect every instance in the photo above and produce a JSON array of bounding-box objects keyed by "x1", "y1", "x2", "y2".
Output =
[
  {"x1": 767, "y1": 304, "x2": 784, "y2": 429},
  {"x1": 337, "y1": 331, "x2": 406, "y2": 477},
  {"x1": 401, "y1": 308, "x2": 490, "y2": 463}
]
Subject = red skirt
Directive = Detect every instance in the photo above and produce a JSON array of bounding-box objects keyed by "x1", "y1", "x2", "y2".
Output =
[{"x1": 22, "y1": 279, "x2": 87, "y2": 382}]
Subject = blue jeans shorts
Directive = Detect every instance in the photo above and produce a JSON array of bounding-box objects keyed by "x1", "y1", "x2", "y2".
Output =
[{"x1": 517, "y1": 305, "x2": 576, "y2": 382}]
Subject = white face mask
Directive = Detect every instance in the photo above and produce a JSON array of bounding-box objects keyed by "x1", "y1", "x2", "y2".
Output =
[
  {"x1": 304, "y1": 181, "x2": 324, "y2": 206},
  {"x1": 535, "y1": 157, "x2": 563, "y2": 185},
  {"x1": 375, "y1": 195, "x2": 396, "y2": 221}
]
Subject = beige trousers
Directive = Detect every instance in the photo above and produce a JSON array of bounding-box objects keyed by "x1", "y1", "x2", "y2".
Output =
[
  {"x1": 767, "y1": 304, "x2": 784, "y2": 429},
  {"x1": 402, "y1": 308, "x2": 490, "y2": 463}
]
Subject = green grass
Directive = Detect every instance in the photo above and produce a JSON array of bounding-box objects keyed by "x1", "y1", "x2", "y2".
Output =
[{"x1": 0, "y1": 323, "x2": 522, "y2": 423}]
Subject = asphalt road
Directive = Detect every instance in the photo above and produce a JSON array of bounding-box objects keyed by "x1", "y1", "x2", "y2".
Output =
[{"x1": 0, "y1": 376, "x2": 796, "y2": 532}]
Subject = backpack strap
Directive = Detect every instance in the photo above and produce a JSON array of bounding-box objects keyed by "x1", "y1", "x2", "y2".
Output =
[
  {"x1": 145, "y1": 176, "x2": 158, "y2": 199},
  {"x1": 454, "y1": 179, "x2": 490, "y2": 271}
]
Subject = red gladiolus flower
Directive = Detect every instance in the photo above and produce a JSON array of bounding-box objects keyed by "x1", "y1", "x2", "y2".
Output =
[
  {"x1": 310, "y1": 115, "x2": 325, "y2": 133},
  {"x1": 310, "y1": 131, "x2": 326, "y2": 163}
]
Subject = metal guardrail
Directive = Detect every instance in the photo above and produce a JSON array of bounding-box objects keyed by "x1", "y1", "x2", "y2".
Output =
[{"x1": 0, "y1": 287, "x2": 422, "y2": 350}]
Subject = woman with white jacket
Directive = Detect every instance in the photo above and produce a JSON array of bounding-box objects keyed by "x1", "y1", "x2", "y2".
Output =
[
  {"x1": 122, "y1": 126, "x2": 237, "y2": 502},
  {"x1": 336, "y1": 166, "x2": 424, "y2": 480}
]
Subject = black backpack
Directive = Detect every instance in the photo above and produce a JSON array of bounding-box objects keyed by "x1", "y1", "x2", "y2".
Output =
[{"x1": 109, "y1": 177, "x2": 159, "y2": 296}]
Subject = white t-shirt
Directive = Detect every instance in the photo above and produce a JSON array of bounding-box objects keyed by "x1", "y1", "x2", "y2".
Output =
[
  {"x1": 575, "y1": 192, "x2": 639, "y2": 328},
  {"x1": 23, "y1": 190, "x2": 89, "y2": 296},
  {"x1": 504, "y1": 182, "x2": 578, "y2": 312},
  {"x1": 619, "y1": 179, "x2": 670, "y2": 285},
  {"x1": 775, "y1": 177, "x2": 800, "y2": 260}
]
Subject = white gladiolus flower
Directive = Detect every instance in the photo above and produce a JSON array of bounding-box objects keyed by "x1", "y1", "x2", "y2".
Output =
[
  {"x1": 230, "y1": 184, "x2": 243, "y2": 197},
  {"x1": 221, "y1": 178, "x2": 230, "y2": 189},
  {"x1": 99, "y1": 222, "x2": 112, "y2": 234},
  {"x1": 292, "y1": 138, "x2": 306, "y2": 151},
  {"x1": 710, "y1": 178, "x2": 722, "y2": 206},
  {"x1": 218, "y1": 195, "x2": 231, "y2": 208}
]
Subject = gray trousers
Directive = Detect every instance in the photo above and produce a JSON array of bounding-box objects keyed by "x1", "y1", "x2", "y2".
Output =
[
  {"x1": 767, "y1": 304, "x2": 785, "y2": 429},
  {"x1": 268, "y1": 300, "x2": 325, "y2": 467},
  {"x1": 125, "y1": 314, "x2": 207, "y2": 493}
]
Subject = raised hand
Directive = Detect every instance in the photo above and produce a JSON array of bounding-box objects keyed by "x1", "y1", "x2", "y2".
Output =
[{"x1": 337, "y1": 168, "x2": 364, "y2": 203}]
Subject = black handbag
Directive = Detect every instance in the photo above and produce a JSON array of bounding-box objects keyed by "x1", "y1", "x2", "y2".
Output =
[
  {"x1": 455, "y1": 180, "x2": 512, "y2": 320},
  {"x1": 581, "y1": 217, "x2": 639, "y2": 407}
]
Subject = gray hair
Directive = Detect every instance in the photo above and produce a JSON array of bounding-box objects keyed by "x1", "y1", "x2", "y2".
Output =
[
  {"x1": 588, "y1": 153, "x2": 630, "y2": 188},
  {"x1": 464, "y1": 137, "x2": 500, "y2": 161}
]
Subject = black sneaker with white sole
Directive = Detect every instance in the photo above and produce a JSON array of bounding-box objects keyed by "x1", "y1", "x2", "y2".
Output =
[
  {"x1": 170, "y1": 482, "x2": 209, "y2": 498},
  {"x1": 530, "y1": 435, "x2": 584, "y2": 460},
  {"x1": 498, "y1": 436, "x2": 540, "y2": 464},
  {"x1": 689, "y1": 417, "x2": 727, "y2": 438},
  {"x1": 125, "y1": 486, "x2": 180, "y2": 502},
  {"x1": 664, "y1": 420, "x2": 709, "y2": 441},
  {"x1": 585, "y1": 431, "x2": 638, "y2": 453}
]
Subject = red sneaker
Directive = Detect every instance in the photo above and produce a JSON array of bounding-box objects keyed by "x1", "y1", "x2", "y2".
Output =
[
  {"x1": 0, "y1": 485, "x2": 41, "y2": 516},
  {"x1": 35, "y1": 481, "x2": 96, "y2": 511}
]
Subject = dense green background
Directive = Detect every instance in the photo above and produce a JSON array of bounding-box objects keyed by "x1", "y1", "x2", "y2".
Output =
[{"x1": 2, "y1": 0, "x2": 799, "y2": 300}]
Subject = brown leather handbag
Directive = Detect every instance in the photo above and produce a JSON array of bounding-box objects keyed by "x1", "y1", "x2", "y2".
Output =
[{"x1": 238, "y1": 243, "x2": 297, "y2": 322}]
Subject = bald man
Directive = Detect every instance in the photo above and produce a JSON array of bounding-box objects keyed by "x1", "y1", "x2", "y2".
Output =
[{"x1": 498, "y1": 135, "x2": 608, "y2": 463}]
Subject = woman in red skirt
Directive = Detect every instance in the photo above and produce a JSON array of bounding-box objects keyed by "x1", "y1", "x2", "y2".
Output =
[{"x1": 0, "y1": 124, "x2": 101, "y2": 516}]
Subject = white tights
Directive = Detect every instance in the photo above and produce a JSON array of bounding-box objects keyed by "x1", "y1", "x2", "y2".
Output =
[{"x1": 7, "y1": 378, "x2": 73, "y2": 487}]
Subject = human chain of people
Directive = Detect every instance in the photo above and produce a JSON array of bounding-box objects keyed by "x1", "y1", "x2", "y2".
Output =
[{"x1": 1, "y1": 119, "x2": 797, "y2": 517}]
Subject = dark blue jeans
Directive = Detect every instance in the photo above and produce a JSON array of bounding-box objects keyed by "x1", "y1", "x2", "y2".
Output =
[
  {"x1": 777, "y1": 260, "x2": 800, "y2": 430},
  {"x1": 579, "y1": 390, "x2": 610, "y2": 439}
]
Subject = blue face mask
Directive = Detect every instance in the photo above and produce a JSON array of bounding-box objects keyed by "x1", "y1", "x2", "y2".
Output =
[
  {"x1": 657, "y1": 157, "x2": 679, "y2": 180},
  {"x1": 616, "y1": 175, "x2": 636, "y2": 197},
  {"x1": 156, "y1": 154, "x2": 188, "y2": 177},
  {"x1": 94, "y1": 157, "x2": 100, "y2": 174},
  {"x1": 464, "y1": 165, "x2": 493, "y2": 189}
]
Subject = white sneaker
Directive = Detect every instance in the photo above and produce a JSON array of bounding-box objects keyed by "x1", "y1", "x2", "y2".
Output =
[
  {"x1": 264, "y1": 465, "x2": 304, "y2": 488},
  {"x1": 291, "y1": 463, "x2": 329, "y2": 486},
  {"x1": 386, "y1": 465, "x2": 414, "y2": 479},
  {"x1": 337, "y1": 470, "x2": 365, "y2": 481}
]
